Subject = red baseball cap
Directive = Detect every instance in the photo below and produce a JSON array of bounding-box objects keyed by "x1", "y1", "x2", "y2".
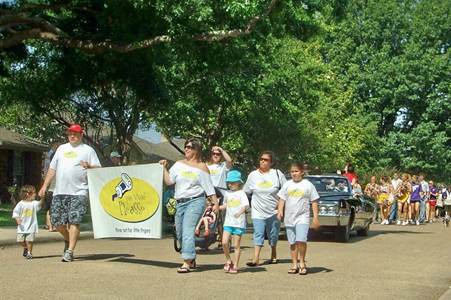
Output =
[{"x1": 67, "y1": 124, "x2": 83, "y2": 133}]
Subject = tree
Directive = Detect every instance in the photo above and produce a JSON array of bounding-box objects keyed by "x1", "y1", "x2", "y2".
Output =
[
  {"x1": 1, "y1": 0, "x2": 286, "y2": 53},
  {"x1": 320, "y1": 0, "x2": 451, "y2": 179}
]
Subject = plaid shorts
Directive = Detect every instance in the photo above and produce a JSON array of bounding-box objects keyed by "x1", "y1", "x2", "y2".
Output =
[{"x1": 50, "y1": 195, "x2": 88, "y2": 226}]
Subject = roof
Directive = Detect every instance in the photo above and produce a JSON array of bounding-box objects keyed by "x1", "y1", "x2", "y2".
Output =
[
  {"x1": 133, "y1": 136, "x2": 185, "y2": 163},
  {"x1": 0, "y1": 127, "x2": 48, "y2": 152}
]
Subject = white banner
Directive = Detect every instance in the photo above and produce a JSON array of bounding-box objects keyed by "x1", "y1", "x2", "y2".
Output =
[{"x1": 87, "y1": 164, "x2": 163, "y2": 239}]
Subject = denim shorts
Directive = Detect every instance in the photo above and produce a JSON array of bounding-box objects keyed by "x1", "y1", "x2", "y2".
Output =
[
  {"x1": 286, "y1": 224, "x2": 309, "y2": 245},
  {"x1": 224, "y1": 226, "x2": 246, "y2": 235},
  {"x1": 252, "y1": 214, "x2": 281, "y2": 247},
  {"x1": 50, "y1": 195, "x2": 88, "y2": 226}
]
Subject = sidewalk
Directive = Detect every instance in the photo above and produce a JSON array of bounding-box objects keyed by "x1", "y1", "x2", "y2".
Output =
[{"x1": 0, "y1": 221, "x2": 175, "y2": 247}]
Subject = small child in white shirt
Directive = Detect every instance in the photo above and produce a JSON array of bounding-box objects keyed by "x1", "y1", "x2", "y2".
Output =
[
  {"x1": 219, "y1": 170, "x2": 249, "y2": 274},
  {"x1": 12, "y1": 185, "x2": 45, "y2": 259}
]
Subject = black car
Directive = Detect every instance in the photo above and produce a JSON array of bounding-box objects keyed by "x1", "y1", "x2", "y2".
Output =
[{"x1": 304, "y1": 175, "x2": 373, "y2": 242}]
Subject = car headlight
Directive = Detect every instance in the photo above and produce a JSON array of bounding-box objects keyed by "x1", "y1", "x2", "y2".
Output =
[{"x1": 318, "y1": 201, "x2": 339, "y2": 215}]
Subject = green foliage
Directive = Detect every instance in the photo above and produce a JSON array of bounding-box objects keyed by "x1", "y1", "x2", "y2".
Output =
[{"x1": 320, "y1": 0, "x2": 451, "y2": 181}]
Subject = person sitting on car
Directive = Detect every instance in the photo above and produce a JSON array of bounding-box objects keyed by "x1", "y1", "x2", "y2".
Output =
[{"x1": 334, "y1": 180, "x2": 349, "y2": 192}]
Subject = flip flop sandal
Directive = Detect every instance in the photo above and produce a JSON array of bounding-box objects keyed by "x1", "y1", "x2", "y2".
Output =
[
  {"x1": 177, "y1": 266, "x2": 191, "y2": 274},
  {"x1": 299, "y1": 266, "x2": 307, "y2": 275},
  {"x1": 229, "y1": 267, "x2": 238, "y2": 274},
  {"x1": 270, "y1": 258, "x2": 278, "y2": 264},
  {"x1": 288, "y1": 268, "x2": 299, "y2": 274},
  {"x1": 246, "y1": 261, "x2": 259, "y2": 267},
  {"x1": 223, "y1": 262, "x2": 232, "y2": 272}
]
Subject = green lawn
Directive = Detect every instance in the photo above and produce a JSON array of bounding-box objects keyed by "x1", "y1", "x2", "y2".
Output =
[{"x1": 0, "y1": 204, "x2": 91, "y2": 227}]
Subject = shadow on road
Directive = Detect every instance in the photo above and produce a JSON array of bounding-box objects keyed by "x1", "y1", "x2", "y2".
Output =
[{"x1": 76, "y1": 253, "x2": 136, "y2": 261}]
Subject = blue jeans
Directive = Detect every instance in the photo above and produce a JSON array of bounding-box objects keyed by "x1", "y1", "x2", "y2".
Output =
[
  {"x1": 175, "y1": 197, "x2": 206, "y2": 260},
  {"x1": 390, "y1": 197, "x2": 398, "y2": 221},
  {"x1": 252, "y1": 214, "x2": 281, "y2": 247},
  {"x1": 419, "y1": 197, "x2": 426, "y2": 222}
]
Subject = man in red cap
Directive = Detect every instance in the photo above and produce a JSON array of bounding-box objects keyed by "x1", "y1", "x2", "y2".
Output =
[{"x1": 39, "y1": 124, "x2": 101, "y2": 262}]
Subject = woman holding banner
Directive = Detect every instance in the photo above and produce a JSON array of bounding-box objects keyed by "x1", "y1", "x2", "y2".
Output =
[{"x1": 160, "y1": 138, "x2": 219, "y2": 273}]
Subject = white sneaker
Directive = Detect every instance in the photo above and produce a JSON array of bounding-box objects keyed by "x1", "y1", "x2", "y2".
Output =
[
  {"x1": 416, "y1": 220, "x2": 420, "y2": 226},
  {"x1": 380, "y1": 220, "x2": 386, "y2": 225},
  {"x1": 402, "y1": 221, "x2": 407, "y2": 226},
  {"x1": 397, "y1": 220, "x2": 401, "y2": 225}
]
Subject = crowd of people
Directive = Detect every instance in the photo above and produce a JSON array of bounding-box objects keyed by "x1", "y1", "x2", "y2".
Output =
[
  {"x1": 356, "y1": 172, "x2": 449, "y2": 226},
  {"x1": 160, "y1": 139, "x2": 319, "y2": 275},
  {"x1": 13, "y1": 128, "x2": 448, "y2": 275}
]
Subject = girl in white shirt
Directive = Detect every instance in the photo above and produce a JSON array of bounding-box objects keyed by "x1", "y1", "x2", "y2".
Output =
[
  {"x1": 220, "y1": 170, "x2": 249, "y2": 274},
  {"x1": 277, "y1": 161, "x2": 319, "y2": 275}
]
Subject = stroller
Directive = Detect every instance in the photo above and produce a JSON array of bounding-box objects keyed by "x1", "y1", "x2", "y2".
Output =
[{"x1": 172, "y1": 188, "x2": 224, "y2": 252}]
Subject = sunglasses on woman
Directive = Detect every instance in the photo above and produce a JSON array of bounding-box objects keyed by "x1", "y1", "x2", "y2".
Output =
[
  {"x1": 260, "y1": 157, "x2": 271, "y2": 162},
  {"x1": 212, "y1": 152, "x2": 221, "y2": 156},
  {"x1": 185, "y1": 144, "x2": 195, "y2": 149}
]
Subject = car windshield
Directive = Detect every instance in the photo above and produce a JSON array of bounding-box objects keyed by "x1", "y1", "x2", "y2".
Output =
[{"x1": 304, "y1": 176, "x2": 351, "y2": 194}]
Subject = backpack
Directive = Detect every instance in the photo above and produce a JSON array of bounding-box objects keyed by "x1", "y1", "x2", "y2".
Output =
[{"x1": 166, "y1": 198, "x2": 177, "y2": 215}]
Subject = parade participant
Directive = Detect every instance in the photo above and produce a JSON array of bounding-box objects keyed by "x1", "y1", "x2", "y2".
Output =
[
  {"x1": 244, "y1": 150, "x2": 286, "y2": 266},
  {"x1": 397, "y1": 173, "x2": 412, "y2": 226},
  {"x1": 12, "y1": 185, "x2": 45, "y2": 259},
  {"x1": 207, "y1": 146, "x2": 233, "y2": 190},
  {"x1": 377, "y1": 176, "x2": 394, "y2": 225},
  {"x1": 426, "y1": 181, "x2": 439, "y2": 222},
  {"x1": 160, "y1": 138, "x2": 219, "y2": 273},
  {"x1": 342, "y1": 163, "x2": 357, "y2": 185},
  {"x1": 390, "y1": 172, "x2": 402, "y2": 223},
  {"x1": 194, "y1": 199, "x2": 216, "y2": 237},
  {"x1": 206, "y1": 145, "x2": 232, "y2": 249},
  {"x1": 364, "y1": 176, "x2": 379, "y2": 223},
  {"x1": 410, "y1": 175, "x2": 423, "y2": 225},
  {"x1": 277, "y1": 161, "x2": 319, "y2": 275},
  {"x1": 419, "y1": 173, "x2": 429, "y2": 223},
  {"x1": 38, "y1": 124, "x2": 101, "y2": 262},
  {"x1": 220, "y1": 170, "x2": 249, "y2": 274}
]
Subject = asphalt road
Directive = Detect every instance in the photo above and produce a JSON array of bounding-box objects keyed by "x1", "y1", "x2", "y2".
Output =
[{"x1": 1, "y1": 221, "x2": 451, "y2": 300}]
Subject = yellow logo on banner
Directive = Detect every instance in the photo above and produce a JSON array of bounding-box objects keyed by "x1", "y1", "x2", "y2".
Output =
[
  {"x1": 63, "y1": 151, "x2": 78, "y2": 158},
  {"x1": 258, "y1": 180, "x2": 273, "y2": 188},
  {"x1": 100, "y1": 173, "x2": 159, "y2": 223},
  {"x1": 181, "y1": 170, "x2": 197, "y2": 178},
  {"x1": 288, "y1": 188, "x2": 304, "y2": 197}
]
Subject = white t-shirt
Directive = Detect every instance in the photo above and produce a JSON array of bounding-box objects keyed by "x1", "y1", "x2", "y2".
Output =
[
  {"x1": 421, "y1": 180, "x2": 430, "y2": 195},
  {"x1": 169, "y1": 162, "x2": 216, "y2": 199},
  {"x1": 12, "y1": 200, "x2": 42, "y2": 234},
  {"x1": 278, "y1": 179, "x2": 319, "y2": 226},
  {"x1": 223, "y1": 190, "x2": 249, "y2": 228},
  {"x1": 207, "y1": 162, "x2": 230, "y2": 190},
  {"x1": 392, "y1": 178, "x2": 402, "y2": 192},
  {"x1": 51, "y1": 142, "x2": 101, "y2": 196},
  {"x1": 243, "y1": 169, "x2": 287, "y2": 219}
]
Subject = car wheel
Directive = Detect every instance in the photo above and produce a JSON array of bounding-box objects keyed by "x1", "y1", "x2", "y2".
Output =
[
  {"x1": 356, "y1": 223, "x2": 370, "y2": 236},
  {"x1": 335, "y1": 223, "x2": 350, "y2": 242}
]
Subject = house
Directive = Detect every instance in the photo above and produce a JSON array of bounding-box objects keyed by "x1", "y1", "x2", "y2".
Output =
[{"x1": 0, "y1": 128, "x2": 48, "y2": 203}]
